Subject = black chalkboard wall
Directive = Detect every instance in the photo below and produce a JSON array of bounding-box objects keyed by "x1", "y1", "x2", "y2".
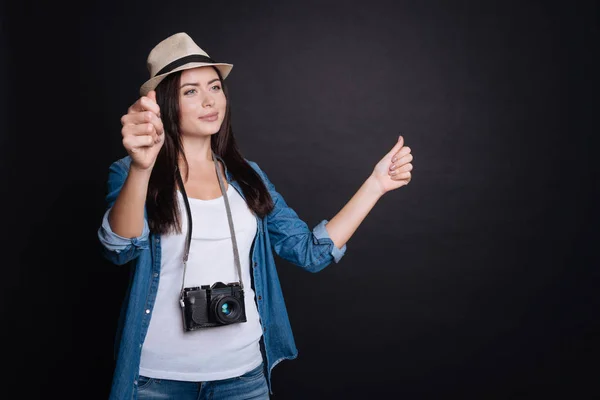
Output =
[{"x1": 2, "y1": 0, "x2": 598, "y2": 398}]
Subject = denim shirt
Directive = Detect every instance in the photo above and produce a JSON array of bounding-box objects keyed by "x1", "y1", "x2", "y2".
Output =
[{"x1": 97, "y1": 155, "x2": 347, "y2": 400}]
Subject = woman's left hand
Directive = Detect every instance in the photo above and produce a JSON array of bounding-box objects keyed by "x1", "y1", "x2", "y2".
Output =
[{"x1": 371, "y1": 135, "x2": 413, "y2": 195}]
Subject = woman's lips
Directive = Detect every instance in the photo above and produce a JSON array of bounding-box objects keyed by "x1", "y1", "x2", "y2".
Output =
[{"x1": 199, "y1": 112, "x2": 218, "y2": 122}]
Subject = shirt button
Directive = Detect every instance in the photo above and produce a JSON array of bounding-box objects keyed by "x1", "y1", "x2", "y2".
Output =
[
  {"x1": 153, "y1": 272, "x2": 158, "y2": 278},
  {"x1": 257, "y1": 295, "x2": 262, "y2": 300},
  {"x1": 145, "y1": 309, "x2": 150, "y2": 314},
  {"x1": 253, "y1": 262, "x2": 257, "y2": 268},
  {"x1": 155, "y1": 238, "x2": 159, "y2": 243},
  {"x1": 134, "y1": 380, "x2": 138, "y2": 385}
]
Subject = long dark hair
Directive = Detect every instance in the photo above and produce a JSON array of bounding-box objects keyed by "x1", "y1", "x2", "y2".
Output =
[{"x1": 146, "y1": 67, "x2": 274, "y2": 234}]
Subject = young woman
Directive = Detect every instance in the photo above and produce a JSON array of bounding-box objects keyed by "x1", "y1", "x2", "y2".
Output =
[{"x1": 98, "y1": 32, "x2": 413, "y2": 400}]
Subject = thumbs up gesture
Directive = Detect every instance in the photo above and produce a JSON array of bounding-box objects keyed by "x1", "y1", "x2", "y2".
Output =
[
  {"x1": 120, "y1": 90, "x2": 165, "y2": 171},
  {"x1": 370, "y1": 135, "x2": 413, "y2": 195}
]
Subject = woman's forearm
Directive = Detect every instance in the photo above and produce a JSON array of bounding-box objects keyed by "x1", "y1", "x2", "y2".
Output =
[
  {"x1": 324, "y1": 175, "x2": 384, "y2": 249},
  {"x1": 108, "y1": 166, "x2": 153, "y2": 238}
]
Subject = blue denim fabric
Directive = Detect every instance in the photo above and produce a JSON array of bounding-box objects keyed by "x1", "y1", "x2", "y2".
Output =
[
  {"x1": 137, "y1": 362, "x2": 269, "y2": 400},
  {"x1": 98, "y1": 155, "x2": 347, "y2": 400}
]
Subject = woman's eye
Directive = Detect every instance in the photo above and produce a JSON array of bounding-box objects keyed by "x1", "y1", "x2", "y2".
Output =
[
  {"x1": 211, "y1": 85, "x2": 222, "y2": 91},
  {"x1": 184, "y1": 88, "x2": 197, "y2": 96}
]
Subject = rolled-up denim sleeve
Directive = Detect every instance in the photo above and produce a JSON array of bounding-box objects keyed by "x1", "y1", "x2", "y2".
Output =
[
  {"x1": 97, "y1": 158, "x2": 151, "y2": 266},
  {"x1": 250, "y1": 161, "x2": 347, "y2": 272},
  {"x1": 312, "y1": 219, "x2": 347, "y2": 263},
  {"x1": 98, "y1": 207, "x2": 150, "y2": 253}
]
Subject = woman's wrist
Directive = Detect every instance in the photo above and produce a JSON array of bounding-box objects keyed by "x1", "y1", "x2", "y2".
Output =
[{"x1": 365, "y1": 174, "x2": 386, "y2": 198}]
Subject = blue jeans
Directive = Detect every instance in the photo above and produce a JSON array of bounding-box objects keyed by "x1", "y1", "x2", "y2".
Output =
[{"x1": 136, "y1": 363, "x2": 270, "y2": 400}]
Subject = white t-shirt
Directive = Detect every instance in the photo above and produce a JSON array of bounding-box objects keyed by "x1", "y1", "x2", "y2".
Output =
[{"x1": 139, "y1": 185, "x2": 263, "y2": 381}]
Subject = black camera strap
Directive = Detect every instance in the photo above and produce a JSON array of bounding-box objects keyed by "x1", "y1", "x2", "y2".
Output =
[{"x1": 175, "y1": 151, "x2": 244, "y2": 300}]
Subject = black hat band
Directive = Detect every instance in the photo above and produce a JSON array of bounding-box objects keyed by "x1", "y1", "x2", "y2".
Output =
[{"x1": 156, "y1": 54, "x2": 216, "y2": 76}]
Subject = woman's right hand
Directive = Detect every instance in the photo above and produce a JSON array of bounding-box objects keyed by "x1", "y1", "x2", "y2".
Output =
[{"x1": 120, "y1": 90, "x2": 165, "y2": 171}]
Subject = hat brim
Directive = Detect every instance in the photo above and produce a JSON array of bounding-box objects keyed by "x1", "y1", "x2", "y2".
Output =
[{"x1": 139, "y1": 62, "x2": 233, "y2": 96}]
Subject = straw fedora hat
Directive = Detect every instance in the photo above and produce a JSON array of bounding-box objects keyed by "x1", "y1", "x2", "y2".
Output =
[{"x1": 139, "y1": 32, "x2": 233, "y2": 96}]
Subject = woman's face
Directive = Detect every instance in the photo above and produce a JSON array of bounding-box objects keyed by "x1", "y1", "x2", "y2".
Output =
[{"x1": 178, "y1": 66, "x2": 226, "y2": 137}]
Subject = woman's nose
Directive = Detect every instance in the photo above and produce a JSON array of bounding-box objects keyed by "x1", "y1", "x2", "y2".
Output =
[{"x1": 203, "y1": 95, "x2": 215, "y2": 108}]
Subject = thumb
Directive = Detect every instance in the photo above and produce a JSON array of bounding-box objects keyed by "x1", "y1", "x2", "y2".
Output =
[
  {"x1": 386, "y1": 135, "x2": 404, "y2": 158},
  {"x1": 147, "y1": 90, "x2": 157, "y2": 102},
  {"x1": 146, "y1": 90, "x2": 161, "y2": 118}
]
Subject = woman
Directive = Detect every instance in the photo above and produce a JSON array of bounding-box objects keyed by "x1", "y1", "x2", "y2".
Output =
[{"x1": 98, "y1": 32, "x2": 413, "y2": 400}]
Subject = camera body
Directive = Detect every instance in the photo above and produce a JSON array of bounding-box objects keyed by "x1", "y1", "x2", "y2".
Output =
[{"x1": 180, "y1": 281, "x2": 247, "y2": 331}]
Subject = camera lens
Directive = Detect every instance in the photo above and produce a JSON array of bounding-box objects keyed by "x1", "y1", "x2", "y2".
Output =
[
  {"x1": 212, "y1": 295, "x2": 242, "y2": 324},
  {"x1": 221, "y1": 302, "x2": 232, "y2": 315}
]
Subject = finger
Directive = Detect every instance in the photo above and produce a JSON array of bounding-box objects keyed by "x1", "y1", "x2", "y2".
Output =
[
  {"x1": 122, "y1": 122, "x2": 159, "y2": 142},
  {"x1": 389, "y1": 162, "x2": 413, "y2": 173},
  {"x1": 385, "y1": 135, "x2": 405, "y2": 159},
  {"x1": 151, "y1": 112, "x2": 164, "y2": 138},
  {"x1": 391, "y1": 146, "x2": 411, "y2": 162},
  {"x1": 121, "y1": 110, "x2": 155, "y2": 126},
  {"x1": 123, "y1": 134, "x2": 155, "y2": 150},
  {"x1": 122, "y1": 111, "x2": 163, "y2": 136},
  {"x1": 390, "y1": 171, "x2": 411, "y2": 181},
  {"x1": 391, "y1": 153, "x2": 413, "y2": 167}
]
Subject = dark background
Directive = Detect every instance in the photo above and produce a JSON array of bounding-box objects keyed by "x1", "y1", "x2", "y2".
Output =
[{"x1": 2, "y1": 0, "x2": 598, "y2": 398}]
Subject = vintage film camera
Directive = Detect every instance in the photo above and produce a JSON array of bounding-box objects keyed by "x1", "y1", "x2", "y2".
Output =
[{"x1": 180, "y1": 281, "x2": 247, "y2": 331}]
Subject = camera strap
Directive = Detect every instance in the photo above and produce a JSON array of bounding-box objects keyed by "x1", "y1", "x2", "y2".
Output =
[{"x1": 175, "y1": 150, "x2": 244, "y2": 299}]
